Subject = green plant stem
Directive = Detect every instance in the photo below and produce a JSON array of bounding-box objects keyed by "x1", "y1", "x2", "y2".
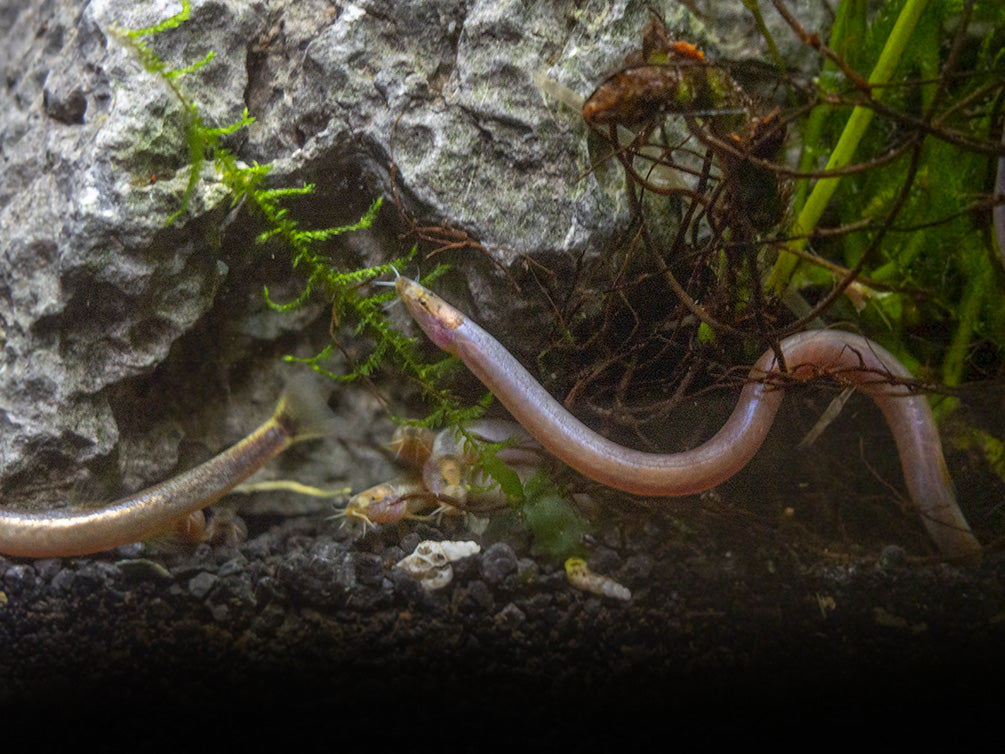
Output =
[
  {"x1": 742, "y1": 0, "x2": 786, "y2": 77},
  {"x1": 941, "y1": 249, "x2": 992, "y2": 388},
  {"x1": 766, "y1": 0, "x2": 930, "y2": 295},
  {"x1": 790, "y1": 0, "x2": 866, "y2": 218}
]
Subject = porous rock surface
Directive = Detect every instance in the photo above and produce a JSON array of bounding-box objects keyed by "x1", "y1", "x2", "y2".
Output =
[{"x1": 0, "y1": 0, "x2": 820, "y2": 497}]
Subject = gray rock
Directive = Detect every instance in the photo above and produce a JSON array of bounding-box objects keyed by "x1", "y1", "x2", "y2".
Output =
[
  {"x1": 0, "y1": 0, "x2": 794, "y2": 514},
  {"x1": 186, "y1": 569, "x2": 217, "y2": 598},
  {"x1": 480, "y1": 540, "x2": 518, "y2": 584}
]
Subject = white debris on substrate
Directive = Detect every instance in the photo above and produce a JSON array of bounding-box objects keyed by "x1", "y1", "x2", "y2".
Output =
[
  {"x1": 394, "y1": 539, "x2": 481, "y2": 591},
  {"x1": 564, "y1": 557, "x2": 632, "y2": 601}
]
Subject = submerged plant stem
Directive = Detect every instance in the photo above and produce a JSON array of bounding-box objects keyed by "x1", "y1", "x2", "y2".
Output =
[{"x1": 766, "y1": 0, "x2": 930, "y2": 295}]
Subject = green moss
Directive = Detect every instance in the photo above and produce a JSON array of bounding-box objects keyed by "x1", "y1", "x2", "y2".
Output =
[{"x1": 108, "y1": 1, "x2": 481, "y2": 428}]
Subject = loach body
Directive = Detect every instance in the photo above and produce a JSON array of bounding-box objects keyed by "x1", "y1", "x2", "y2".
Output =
[
  {"x1": 396, "y1": 276, "x2": 981, "y2": 560},
  {"x1": 0, "y1": 378, "x2": 335, "y2": 558}
]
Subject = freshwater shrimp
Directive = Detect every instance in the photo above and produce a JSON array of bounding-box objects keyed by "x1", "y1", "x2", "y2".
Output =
[
  {"x1": 347, "y1": 419, "x2": 551, "y2": 528},
  {"x1": 387, "y1": 424, "x2": 435, "y2": 468},
  {"x1": 422, "y1": 450, "x2": 470, "y2": 504},
  {"x1": 421, "y1": 422, "x2": 549, "y2": 508},
  {"x1": 336, "y1": 476, "x2": 434, "y2": 530},
  {"x1": 166, "y1": 507, "x2": 248, "y2": 547}
]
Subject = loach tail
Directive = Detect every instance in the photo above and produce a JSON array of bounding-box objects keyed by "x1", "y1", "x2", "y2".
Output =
[{"x1": 272, "y1": 374, "x2": 339, "y2": 442}]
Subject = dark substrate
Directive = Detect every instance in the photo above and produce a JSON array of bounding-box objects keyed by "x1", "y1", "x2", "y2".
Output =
[{"x1": 2, "y1": 497, "x2": 1003, "y2": 741}]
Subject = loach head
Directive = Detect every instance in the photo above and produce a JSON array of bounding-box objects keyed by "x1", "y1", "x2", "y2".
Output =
[{"x1": 395, "y1": 277, "x2": 465, "y2": 354}]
